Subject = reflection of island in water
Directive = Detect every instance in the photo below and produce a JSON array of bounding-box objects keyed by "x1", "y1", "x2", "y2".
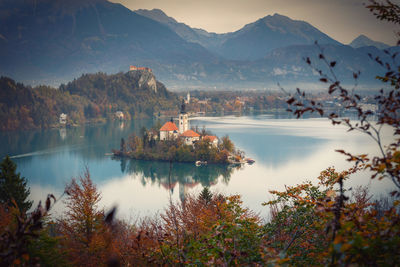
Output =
[{"x1": 116, "y1": 158, "x2": 240, "y2": 202}]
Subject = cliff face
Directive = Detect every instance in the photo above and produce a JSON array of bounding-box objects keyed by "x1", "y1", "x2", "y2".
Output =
[{"x1": 128, "y1": 70, "x2": 158, "y2": 93}]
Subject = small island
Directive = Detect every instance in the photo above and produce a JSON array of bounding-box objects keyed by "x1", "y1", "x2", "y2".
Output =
[{"x1": 113, "y1": 101, "x2": 248, "y2": 165}]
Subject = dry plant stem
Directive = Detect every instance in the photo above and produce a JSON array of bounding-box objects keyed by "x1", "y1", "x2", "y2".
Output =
[
  {"x1": 284, "y1": 41, "x2": 400, "y2": 191},
  {"x1": 0, "y1": 192, "x2": 62, "y2": 265},
  {"x1": 167, "y1": 160, "x2": 184, "y2": 265}
]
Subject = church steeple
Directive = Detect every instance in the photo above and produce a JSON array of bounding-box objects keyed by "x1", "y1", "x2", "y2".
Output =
[
  {"x1": 180, "y1": 99, "x2": 186, "y2": 114},
  {"x1": 179, "y1": 99, "x2": 188, "y2": 134}
]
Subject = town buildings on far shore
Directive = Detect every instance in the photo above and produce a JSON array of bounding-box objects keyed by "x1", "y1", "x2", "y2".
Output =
[
  {"x1": 59, "y1": 113, "x2": 67, "y2": 125},
  {"x1": 159, "y1": 100, "x2": 218, "y2": 146}
]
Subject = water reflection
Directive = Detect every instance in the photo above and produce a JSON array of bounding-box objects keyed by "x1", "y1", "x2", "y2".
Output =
[
  {"x1": 59, "y1": 128, "x2": 67, "y2": 140},
  {"x1": 0, "y1": 120, "x2": 155, "y2": 160},
  {"x1": 1, "y1": 114, "x2": 395, "y2": 219},
  {"x1": 116, "y1": 158, "x2": 239, "y2": 202}
]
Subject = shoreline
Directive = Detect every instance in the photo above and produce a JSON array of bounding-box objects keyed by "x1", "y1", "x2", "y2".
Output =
[
  {"x1": 112, "y1": 151, "x2": 251, "y2": 166},
  {"x1": 112, "y1": 153, "x2": 237, "y2": 166}
]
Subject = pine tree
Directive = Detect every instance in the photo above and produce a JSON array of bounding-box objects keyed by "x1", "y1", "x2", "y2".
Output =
[
  {"x1": 199, "y1": 187, "x2": 213, "y2": 204},
  {"x1": 0, "y1": 156, "x2": 32, "y2": 212}
]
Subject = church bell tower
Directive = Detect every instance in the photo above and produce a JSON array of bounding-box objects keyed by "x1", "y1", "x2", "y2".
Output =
[{"x1": 179, "y1": 100, "x2": 188, "y2": 134}]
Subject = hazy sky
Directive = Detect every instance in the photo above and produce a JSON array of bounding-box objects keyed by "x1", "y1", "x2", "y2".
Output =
[{"x1": 112, "y1": 0, "x2": 399, "y2": 45}]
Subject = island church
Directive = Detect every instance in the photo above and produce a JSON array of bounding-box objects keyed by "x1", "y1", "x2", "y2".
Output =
[{"x1": 159, "y1": 101, "x2": 217, "y2": 146}]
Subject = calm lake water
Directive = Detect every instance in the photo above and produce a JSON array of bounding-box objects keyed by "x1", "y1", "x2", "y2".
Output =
[{"x1": 0, "y1": 114, "x2": 395, "y2": 220}]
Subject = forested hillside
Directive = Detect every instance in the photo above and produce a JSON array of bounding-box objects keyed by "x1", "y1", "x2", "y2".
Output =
[{"x1": 0, "y1": 71, "x2": 178, "y2": 131}]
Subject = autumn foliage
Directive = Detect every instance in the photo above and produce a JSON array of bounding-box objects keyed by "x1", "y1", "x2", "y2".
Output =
[
  {"x1": 1, "y1": 1, "x2": 400, "y2": 266},
  {"x1": 58, "y1": 169, "x2": 118, "y2": 266},
  {"x1": 0, "y1": 160, "x2": 399, "y2": 266},
  {"x1": 263, "y1": 167, "x2": 400, "y2": 265}
]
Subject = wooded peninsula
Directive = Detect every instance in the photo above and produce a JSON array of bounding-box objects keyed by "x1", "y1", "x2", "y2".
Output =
[{"x1": 0, "y1": 71, "x2": 178, "y2": 131}]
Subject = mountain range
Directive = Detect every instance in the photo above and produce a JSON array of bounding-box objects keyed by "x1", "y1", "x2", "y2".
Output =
[
  {"x1": 0, "y1": 0, "x2": 396, "y2": 89},
  {"x1": 349, "y1": 34, "x2": 390, "y2": 50}
]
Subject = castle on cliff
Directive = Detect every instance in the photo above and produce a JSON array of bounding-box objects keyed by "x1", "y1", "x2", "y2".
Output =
[{"x1": 129, "y1": 65, "x2": 152, "y2": 72}]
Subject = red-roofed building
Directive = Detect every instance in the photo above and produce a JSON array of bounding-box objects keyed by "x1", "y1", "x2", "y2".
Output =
[
  {"x1": 160, "y1": 121, "x2": 178, "y2": 131},
  {"x1": 160, "y1": 121, "x2": 178, "y2": 140},
  {"x1": 181, "y1": 129, "x2": 200, "y2": 137},
  {"x1": 203, "y1": 135, "x2": 218, "y2": 147},
  {"x1": 161, "y1": 181, "x2": 177, "y2": 191},
  {"x1": 181, "y1": 130, "x2": 200, "y2": 145}
]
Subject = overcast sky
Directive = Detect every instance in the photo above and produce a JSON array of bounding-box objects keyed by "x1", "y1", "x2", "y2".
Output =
[{"x1": 112, "y1": 0, "x2": 399, "y2": 45}]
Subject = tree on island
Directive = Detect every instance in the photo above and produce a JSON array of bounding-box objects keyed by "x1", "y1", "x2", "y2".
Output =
[
  {"x1": 0, "y1": 156, "x2": 32, "y2": 212},
  {"x1": 221, "y1": 135, "x2": 234, "y2": 153}
]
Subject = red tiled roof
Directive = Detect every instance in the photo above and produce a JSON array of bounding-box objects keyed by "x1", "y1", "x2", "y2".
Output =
[
  {"x1": 130, "y1": 65, "x2": 152, "y2": 72},
  {"x1": 203, "y1": 135, "x2": 217, "y2": 142},
  {"x1": 161, "y1": 182, "x2": 177, "y2": 190},
  {"x1": 185, "y1": 182, "x2": 199, "y2": 189},
  {"x1": 181, "y1": 130, "x2": 200, "y2": 137},
  {"x1": 160, "y1": 121, "x2": 178, "y2": 131}
]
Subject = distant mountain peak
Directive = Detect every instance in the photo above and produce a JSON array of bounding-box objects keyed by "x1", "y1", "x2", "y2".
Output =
[
  {"x1": 269, "y1": 13, "x2": 291, "y2": 19},
  {"x1": 135, "y1": 8, "x2": 166, "y2": 17},
  {"x1": 134, "y1": 8, "x2": 226, "y2": 50},
  {"x1": 147, "y1": 8, "x2": 167, "y2": 15},
  {"x1": 135, "y1": 8, "x2": 178, "y2": 24},
  {"x1": 219, "y1": 12, "x2": 340, "y2": 60},
  {"x1": 350, "y1": 34, "x2": 390, "y2": 49},
  {"x1": 262, "y1": 13, "x2": 303, "y2": 23}
]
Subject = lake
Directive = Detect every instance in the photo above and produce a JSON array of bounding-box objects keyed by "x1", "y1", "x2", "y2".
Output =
[{"x1": 0, "y1": 114, "x2": 395, "y2": 220}]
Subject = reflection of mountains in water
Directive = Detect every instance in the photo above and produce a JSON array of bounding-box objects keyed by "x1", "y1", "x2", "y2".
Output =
[
  {"x1": 117, "y1": 158, "x2": 239, "y2": 189},
  {"x1": 0, "y1": 119, "x2": 155, "y2": 160}
]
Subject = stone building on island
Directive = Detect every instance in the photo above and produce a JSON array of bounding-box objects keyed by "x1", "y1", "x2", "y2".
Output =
[
  {"x1": 159, "y1": 100, "x2": 218, "y2": 146},
  {"x1": 180, "y1": 130, "x2": 200, "y2": 145},
  {"x1": 159, "y1": 120, "x2": 178, "y2": 141},
  {"x1": 178, "y1": 101, "x2": 189, "y2": 134}
]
